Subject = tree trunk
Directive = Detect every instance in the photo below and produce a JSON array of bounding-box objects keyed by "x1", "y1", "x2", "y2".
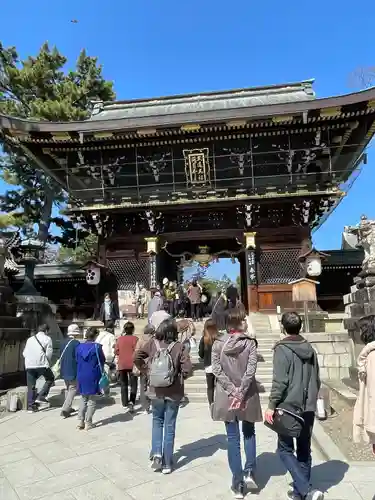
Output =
[{"x1": 37, "y1": 191, "x2": 53, "y2": 244}]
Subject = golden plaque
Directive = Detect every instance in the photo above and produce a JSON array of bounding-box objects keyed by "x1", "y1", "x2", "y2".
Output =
[{"x1": 183, "y1": 148, "x2": 211, "y2": 186}]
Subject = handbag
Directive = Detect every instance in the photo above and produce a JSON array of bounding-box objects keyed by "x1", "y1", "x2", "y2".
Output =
[
  {"x1": 95, "y1": 344, "x2": 110, "y2": 393},
  {"x1": 132, "y1": 365, "x2": 141, "y2": 377},
  {"x1": 52, "y1": 339, "x2": 73, "y2": 379},
  {"x1": 264, "y1": 346, "x2": 312, "y2": 438}
]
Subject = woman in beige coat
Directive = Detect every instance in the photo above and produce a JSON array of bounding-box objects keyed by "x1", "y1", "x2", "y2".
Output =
[
  {"x1": 212, "y1": 308, "x2": 262, "y2": 499},
  {"x1": 353, "y1": 316, "x2": 375, "y2": 454}
]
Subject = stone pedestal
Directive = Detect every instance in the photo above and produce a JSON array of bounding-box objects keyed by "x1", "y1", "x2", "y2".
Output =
[
  {"x1": 305, "y1": 333, "x2": 351, "y2": 380},
  {"x1": 0, "y1": 280, "x2": 30, "y2": 391},
  {"x1": 343, "y1": 281, "x2": 375, "y2": 378},
  {"x1": 16, "y1": 295, "x2": 64, "y2": 358}
]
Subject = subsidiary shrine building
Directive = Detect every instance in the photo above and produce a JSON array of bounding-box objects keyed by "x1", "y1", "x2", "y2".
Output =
[{"x1": 1, "y1": 80, "x2": 375, "y2": 312}]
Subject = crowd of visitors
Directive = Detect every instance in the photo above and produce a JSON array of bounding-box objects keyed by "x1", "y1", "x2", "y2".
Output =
[{"x1": 28, "y1": 284, "x2": 375, "y2": 499}]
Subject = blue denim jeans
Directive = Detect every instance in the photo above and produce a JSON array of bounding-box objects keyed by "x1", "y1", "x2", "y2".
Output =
[
  {"x1": 225, "y1": 419, "x2": 256, "y2": 487},
  {"x1": 277, "y1": 412, "x2": 315, "y2": 498},
  {"x1": 151, "y1": 398, "x2": 180, "y2": 468}
]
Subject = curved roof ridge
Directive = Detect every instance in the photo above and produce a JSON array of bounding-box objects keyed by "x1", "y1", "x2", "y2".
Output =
[
  {"x1": 93, "y1": 79, "x2": 316, "y2": 108},
  {"x1": 89, "y1": 79, "x2": 316, "y2": 120}
]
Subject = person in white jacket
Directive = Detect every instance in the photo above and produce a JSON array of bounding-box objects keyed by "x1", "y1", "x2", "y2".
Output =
[
  {"x1": 96, "y1": 321, "x2": 116, "y2": 389},
  {"x1": 23, "y1": 324, "x2": 54, "y2": 412}
]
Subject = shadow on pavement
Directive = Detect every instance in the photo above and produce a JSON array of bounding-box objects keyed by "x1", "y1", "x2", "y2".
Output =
[
  {"x1": 255, "y1": 451, "x2": 286, "y2": 490},
  {"x1": 95, "y1": 410, "x2": 135, "y2": 426},
  {"x1": 174, "y1": 434, "x2": 227, "y2": 469},
  {"x1": 311, "y1": 460, "x2": 349, "y2": 491}
]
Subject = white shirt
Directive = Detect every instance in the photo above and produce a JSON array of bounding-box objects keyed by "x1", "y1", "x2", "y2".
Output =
[
  {"x1": 23, "y1": 332, "x2": 53, "y2": 369},
  {"x1": 96, "y1": 329, "x2": 116, "y2": 362}
]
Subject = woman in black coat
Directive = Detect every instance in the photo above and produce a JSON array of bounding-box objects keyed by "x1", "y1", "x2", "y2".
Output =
[{"x1": 198, "y1": 318, "x2": 218, "y2": 406}]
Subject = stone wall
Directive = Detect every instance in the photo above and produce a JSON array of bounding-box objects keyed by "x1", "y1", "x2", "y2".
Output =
[{"x1": 304, "y1": 332, "x2": 351, "y2": 380}]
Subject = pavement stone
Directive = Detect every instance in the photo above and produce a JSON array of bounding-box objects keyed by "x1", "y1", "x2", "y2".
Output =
[{"x1": 0, "y1": 400, "x2": 374, "y2": 499}]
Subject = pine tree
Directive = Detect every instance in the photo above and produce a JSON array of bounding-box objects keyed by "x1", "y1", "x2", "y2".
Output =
[{"x1": 0, "y1": 42, "x2": 115, "y2": 246}]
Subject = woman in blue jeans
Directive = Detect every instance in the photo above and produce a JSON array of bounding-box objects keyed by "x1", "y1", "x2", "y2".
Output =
[
  {"x1": 211, "y1": 308, "x2": 262, "y2": 499},
  {"x1": 134, "y1": 318, "x2": 193, "y2": 474}
]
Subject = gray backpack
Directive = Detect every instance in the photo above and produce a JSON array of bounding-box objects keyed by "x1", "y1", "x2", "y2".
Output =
[{"x1": 149, "y1": 340, "x2": 176, "y2": 388}]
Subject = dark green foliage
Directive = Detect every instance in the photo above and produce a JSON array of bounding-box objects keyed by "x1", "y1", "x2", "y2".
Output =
[{"x1": 0, "y1": 41, "x2": 115, "y2": 246}]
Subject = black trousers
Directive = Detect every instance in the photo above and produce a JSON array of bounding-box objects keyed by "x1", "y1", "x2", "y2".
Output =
[
  {"x1": 167, "y1": 300, "x2": 175, "y2": 317},
  {"x1": 277, "y1": 411, "x2": 315, "y2": 497},
  {"x1": 119, "y1": 369, "x2": 138, "y2": 406},
  {"x1": 205, "y1": 373, "x2": 215, "y2": 405},
  {"x1": 191, "y1": 303, "x2": 200, "y2": 320},
  {"x1": 26, "y1": 367, "x2": 54, "y2": 408}
]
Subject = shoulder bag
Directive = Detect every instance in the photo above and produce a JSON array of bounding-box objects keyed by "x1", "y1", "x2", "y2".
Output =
[
  {"x1": 34, "y1": 335, "x2": 50, "y2": 367},
  {"x1": 264, "y1": 346, "x2": 312, "y2": 438},
  {"x1": 95, "y1": 344, "x2": 110, "y2": 393},
  {"x1": 52, "y1": 339, "x2": 73, "y2": 379}
]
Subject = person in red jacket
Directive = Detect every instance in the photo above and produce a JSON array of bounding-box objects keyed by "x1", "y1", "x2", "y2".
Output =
[{"x1": 115, "y1": 321, "x2": 138, "y2": 412}]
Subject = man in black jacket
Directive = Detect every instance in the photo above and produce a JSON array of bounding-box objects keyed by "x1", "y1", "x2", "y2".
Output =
[
  {"x1": 99, "y1": 293, "x2": 119, "y2": 327},
  {"x1": 264, "y1": 312, "x2": 323, "y2": 500}
]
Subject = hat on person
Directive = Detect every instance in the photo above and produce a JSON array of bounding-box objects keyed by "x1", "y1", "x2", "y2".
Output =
[
  {"x1": 154, "y1": 291, "x2": 161, "y2": 297},
  {"x1": 150, "y1": 310, "x2": 171, "y2": 330},
  {"x1": 162, "y1": 277, "x2": 169, "y2": 285},
  {"x1": 67, "y1": 323, "x2": 80, "y2": 336}
]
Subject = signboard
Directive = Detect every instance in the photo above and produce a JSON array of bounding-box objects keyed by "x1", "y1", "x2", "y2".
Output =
[
  {"x1": 246, "y1": 250, "x2": 257, "y2": 284},
  {"x1": 150, "y1": 255, "x2": 157, "y2": 288}
]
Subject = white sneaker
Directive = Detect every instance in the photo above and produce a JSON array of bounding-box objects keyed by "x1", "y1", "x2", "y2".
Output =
[
  {"x1": 306, "y1": 490, "x2": 324, "y2": 500},
  {"x1": 244, "y1": 472, "x2": 258, "y2": 490},
  {"x1": 162, "y1": 467, "x2": 172, "y2": 475},
  {"x1": 35, "y1": 398, "x2": 49, "y2": 405}
]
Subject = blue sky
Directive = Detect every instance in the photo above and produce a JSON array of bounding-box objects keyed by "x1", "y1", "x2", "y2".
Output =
[{"x1": 1, "y1": 0, "x2": 375, "y2": 280}]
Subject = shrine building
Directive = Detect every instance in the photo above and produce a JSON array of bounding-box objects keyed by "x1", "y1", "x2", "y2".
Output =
[{"x1": 1, "y1": 80, "x2": 375, "y2": 312}]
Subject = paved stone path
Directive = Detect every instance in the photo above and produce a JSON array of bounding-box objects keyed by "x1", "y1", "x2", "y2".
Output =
[{"x1": 0, "y1": 401, "x2": 374, "y2": 500}]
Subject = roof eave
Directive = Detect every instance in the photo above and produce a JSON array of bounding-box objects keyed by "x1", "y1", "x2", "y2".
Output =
[{"x1": 1, "y1": 86, "x2": 375, "y2": 135}]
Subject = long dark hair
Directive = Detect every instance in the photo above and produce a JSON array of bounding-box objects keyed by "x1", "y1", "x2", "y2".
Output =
[
  {"x1": 359, "y1": 315, "x2": 375, "y2": 345},
  {"x1": 203, "y1": 318, "x2": 218, "y2": 346},
  {"x1": 155, "y1": 318, "x2": 178, "y2": 344}
]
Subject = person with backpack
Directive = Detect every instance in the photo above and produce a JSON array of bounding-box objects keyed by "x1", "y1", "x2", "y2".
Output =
[
  {"x1": 134, "y1": 318, "x2": 193, "y2": 474},
  {"x1": 211, "y1": 308, "x2": 262, "y2": 499},
  {"x1": 264, "y1": 312, "x2": 323, "y2": 500},
  {"x1": 60, "y1": 323, "x2": 81, "y2": 418},
  {"x1": 23, "y1": 324, "x2": 54, "y2": 413}
]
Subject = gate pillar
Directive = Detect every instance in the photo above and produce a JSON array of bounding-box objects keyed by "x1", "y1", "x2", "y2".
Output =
[{"x1": 244, "y1": 232, "x2": 258, "y2": 312}]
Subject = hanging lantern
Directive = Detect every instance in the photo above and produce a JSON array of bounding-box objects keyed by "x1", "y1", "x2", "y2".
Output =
[
  {"x1": 298, "y1": 248, "x2": 329, "y2": 278},
  {"x1": 305, "y1": 255, "x2": 322, "y2": 277},
  {"x1": 86, "y1": 263, "x2": 101, "y2": 285},
  {"x1": 193, "y1": 246, "x2": 212, "y2": 268}
]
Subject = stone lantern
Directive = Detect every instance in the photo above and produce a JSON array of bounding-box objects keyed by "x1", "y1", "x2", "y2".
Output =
[
  {"x1": 16, "y1": 238, "x2": 45, "y2": 296},
  {"x1": 16, "y1": 238, "x2": 63, "y2": 347}
]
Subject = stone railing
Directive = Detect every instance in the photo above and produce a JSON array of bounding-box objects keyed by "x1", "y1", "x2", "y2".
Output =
[{"x1": 304, "y1": 332, "x2": 351, "y2": 380}]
